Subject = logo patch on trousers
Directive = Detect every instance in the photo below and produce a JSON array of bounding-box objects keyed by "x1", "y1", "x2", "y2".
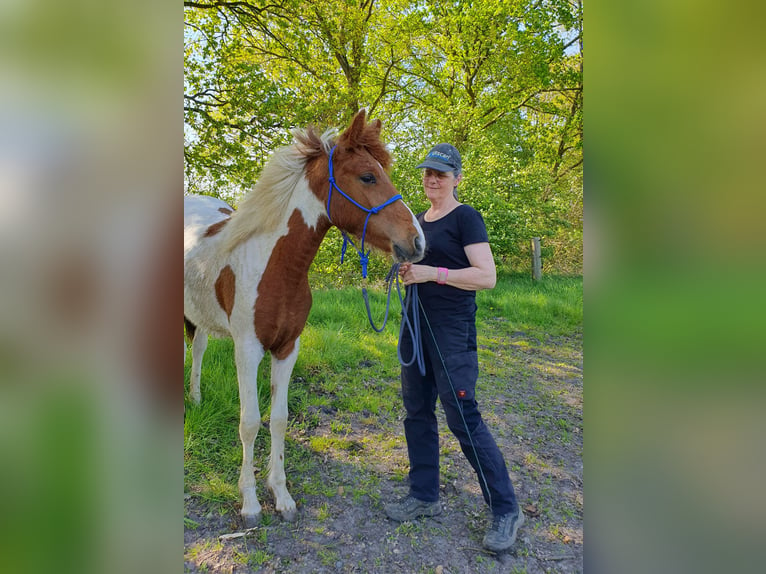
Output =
[{"x1": 457, "y1": 389, "x2": 466, "y2": 398}]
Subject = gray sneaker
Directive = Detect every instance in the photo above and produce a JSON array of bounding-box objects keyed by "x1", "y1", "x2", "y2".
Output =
[
  {"x1": 482, "y1": 508, "x2": 525, "y2": 552},
  {"x1": 384, "y1": 495, "x2": 442, "y2": 522}
]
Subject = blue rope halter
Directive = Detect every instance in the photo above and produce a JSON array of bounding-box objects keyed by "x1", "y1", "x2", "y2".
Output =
[{"x1": 325, "y1": 145, "x2": 403, "y2": 279}]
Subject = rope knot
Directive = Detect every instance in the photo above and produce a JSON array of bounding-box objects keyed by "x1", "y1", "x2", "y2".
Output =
[{"x1": 359, "y1": 251, "x2": 370, "y2": 278}]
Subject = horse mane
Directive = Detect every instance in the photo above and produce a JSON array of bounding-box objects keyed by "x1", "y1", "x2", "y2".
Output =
[
  {"x1": 222, "y1": 111, "x2": 390, "y2": 252},
  {"x1": 222, "y1": 127, "x2": 335, "y2": 252}
]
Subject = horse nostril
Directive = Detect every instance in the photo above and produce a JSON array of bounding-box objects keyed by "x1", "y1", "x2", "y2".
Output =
[{"x1": 394, "y1": 237, "x2": 424, "y2": 262}]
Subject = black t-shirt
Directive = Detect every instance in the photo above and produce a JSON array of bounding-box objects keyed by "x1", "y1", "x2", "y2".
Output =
[{"x1": 413, "y1": 204, "x2": 489, "y2": 321}]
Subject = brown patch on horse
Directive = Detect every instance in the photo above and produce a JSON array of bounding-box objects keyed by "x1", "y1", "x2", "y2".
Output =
[
  {"x1": 218, "y1": 207, "x2": 233, "y2": 215},
  {"x1": 214, "y1": 265, "x2": 236, "y2": 319},
  {"x1": 204, "y1": 218, "x2": 229, "y2": 237},
  {"x1": 254, "y1": 209, "x2": 327, "y2": 360}
]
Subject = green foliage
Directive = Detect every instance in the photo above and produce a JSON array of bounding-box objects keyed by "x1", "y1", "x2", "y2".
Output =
[{"x1": 184, "y1": 0, "x2": 582, "y2": 272}]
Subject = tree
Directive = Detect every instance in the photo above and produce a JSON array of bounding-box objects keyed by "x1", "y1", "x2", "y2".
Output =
[{"x1": 184, "y1": 0, "x2": 583, "y2": 274}]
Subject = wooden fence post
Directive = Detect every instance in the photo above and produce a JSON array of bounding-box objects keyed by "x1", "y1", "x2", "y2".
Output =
[{"x1": 531, "y1": 237, "x2": 542, "y2": 281}]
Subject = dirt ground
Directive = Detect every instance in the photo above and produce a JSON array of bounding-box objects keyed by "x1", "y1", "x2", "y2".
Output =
[{"x1": 184, "y1": 327, "x2": 583, "y2": 573}]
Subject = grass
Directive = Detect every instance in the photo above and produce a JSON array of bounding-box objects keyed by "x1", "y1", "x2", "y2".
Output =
[
  {"x1": 184, "y1": 269, "x2": 583, "y2": 566},
  {"x1": 477, "y1": 272, "x2": 583, "y2": 338}
]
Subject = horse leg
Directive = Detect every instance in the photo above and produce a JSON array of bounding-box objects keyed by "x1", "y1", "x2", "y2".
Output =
[
  {"x1": 267, "y1": 340, "x2": 299, "y2": 522},
  {"x1": 234, "y1": 336, "x2": 265, "y2": 527},
  {"x1": 189, "y1": 327, "x2": 208, "y2": 404}
]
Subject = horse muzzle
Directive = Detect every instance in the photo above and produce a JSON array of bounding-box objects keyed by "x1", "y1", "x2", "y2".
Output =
[{"x1": 393, "y1": 235, "x2": 425, "y2": 263}]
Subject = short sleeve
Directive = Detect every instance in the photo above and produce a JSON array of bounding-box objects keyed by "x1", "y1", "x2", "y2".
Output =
[{"x1": 458, "y1": 205, "x2": 489, "y2": 247}]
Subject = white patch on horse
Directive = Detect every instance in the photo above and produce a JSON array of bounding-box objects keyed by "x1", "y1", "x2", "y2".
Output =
[
  {"x1": 404, "y1": 203, "x2": 425, "y2": 247},
  {"x1": 184, "y1": 195, "x2": 233, "y2": 255},
  {"x1": 294, "y1": 174, "x2": 326, "y2": 230},
  {"x1": 266, "y1": 341, "x2": 299, "y2": 520}
]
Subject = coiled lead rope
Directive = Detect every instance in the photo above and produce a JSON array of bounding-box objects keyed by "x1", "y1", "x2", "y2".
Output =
[
  {"x1": 397, "y1": 283, "x2": 425, "y2": 376},
  {"x1": 361, "y1": 262, "x2": 426, "y2": 376}
]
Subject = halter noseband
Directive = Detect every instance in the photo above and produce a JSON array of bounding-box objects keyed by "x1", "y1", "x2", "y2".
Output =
[{"x1": 325, "y1": 145, "x2": 403, "y2": 278}]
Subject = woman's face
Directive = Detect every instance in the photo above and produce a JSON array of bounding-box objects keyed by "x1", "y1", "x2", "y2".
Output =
[{"x1": 422, "y1": 168, "x2": 461, "y2": 202}]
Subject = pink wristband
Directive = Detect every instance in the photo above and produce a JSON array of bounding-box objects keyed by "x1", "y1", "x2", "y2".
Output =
[{"x1": 437, "y1": 267, "x2": 448, "y2": 285}]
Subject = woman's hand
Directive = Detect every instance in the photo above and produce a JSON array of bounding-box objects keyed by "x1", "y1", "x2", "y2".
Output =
[
  {"x1": 398, "y1": 263, "x2": 436, "y2": 286},
  {"x1": 398, "y1": 243, "x2": 496, "y2": 291}
]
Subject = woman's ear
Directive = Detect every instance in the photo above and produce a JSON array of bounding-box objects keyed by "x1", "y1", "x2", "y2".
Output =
[{"x1": 455, "y1": 173, "x2": 463, "y2": 186}]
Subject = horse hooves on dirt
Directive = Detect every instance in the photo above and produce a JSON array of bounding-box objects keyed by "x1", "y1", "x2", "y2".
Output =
[
  {"x1": 280, "y1": 508, "x2": 298, "y2": 523},
  {"x1": 241, "y1": 512, "x2": 262, "y2": 529}
]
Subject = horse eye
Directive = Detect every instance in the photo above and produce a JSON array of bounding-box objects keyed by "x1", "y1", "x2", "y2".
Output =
[{"x1": 359, "y1": 173, "x2": 376, "y2": 184}]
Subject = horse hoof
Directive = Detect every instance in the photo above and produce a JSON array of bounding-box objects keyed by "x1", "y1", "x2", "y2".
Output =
[
  {"x1": 280, "y1": 508, "x2": 298, "y2": 523},
  {"x1": 242, "y1": 512, "x2": 262, "y2": 529}
]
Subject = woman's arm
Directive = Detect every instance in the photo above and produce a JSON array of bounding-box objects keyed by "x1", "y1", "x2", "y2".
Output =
[{"x1": 399, "y1": 242, "x2": 497, "y2": 291}]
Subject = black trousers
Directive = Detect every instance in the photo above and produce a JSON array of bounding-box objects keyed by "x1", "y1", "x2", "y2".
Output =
[{"x1": 399, "y1": 305, "x2": 518, "y2": 516}]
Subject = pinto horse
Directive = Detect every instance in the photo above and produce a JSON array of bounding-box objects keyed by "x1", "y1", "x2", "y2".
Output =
[{"x1": 184, "y1": 111, "x2": 425, "y2": 526}]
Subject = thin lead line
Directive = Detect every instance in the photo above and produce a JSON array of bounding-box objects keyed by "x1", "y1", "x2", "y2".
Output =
[{"x1": 416, "y1": 296, "x2": 493, "y2": 512}]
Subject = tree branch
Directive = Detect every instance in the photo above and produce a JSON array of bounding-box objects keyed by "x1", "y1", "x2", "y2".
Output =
[{"x1": 553, "y1": 158, "x2": 583, "y2": 182}]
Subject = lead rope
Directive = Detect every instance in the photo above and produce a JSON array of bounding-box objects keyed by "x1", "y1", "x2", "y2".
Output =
[
  {"x1": 361, "y1": 263, "x2": 400, "y2": 333},
  {"x1": 362, "y1": 262, "x2": 426, "y2": 375},
  {"x1": 397, "y1": 283, "x2": 426, "y2": 376}
]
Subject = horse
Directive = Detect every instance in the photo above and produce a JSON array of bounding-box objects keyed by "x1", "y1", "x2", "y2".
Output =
[{"x1": 184, "y1": 110, "x2": 425, "y2": 527}]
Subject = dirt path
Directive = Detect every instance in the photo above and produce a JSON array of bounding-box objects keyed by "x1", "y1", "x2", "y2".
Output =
[{"x1": 184, "y1": 326, "x2": 583, "y2": 573}]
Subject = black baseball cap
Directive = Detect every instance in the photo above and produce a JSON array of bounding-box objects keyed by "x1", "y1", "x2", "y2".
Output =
[{"x1": 416, "y1": 143, "x2": 462, "y2": 174}]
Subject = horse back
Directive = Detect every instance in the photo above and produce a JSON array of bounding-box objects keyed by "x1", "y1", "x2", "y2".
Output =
[{"x1": 184, "y1": 195, "x2": 237, "y2": 337}]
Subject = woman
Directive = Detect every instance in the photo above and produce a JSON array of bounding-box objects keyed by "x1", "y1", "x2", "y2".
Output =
[{"x1": 384, "y1": 144, "x2": 524, "y2": 553}]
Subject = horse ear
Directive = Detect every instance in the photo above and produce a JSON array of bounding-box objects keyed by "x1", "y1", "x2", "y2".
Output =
[
  {"x1": 340, "y1": 109, "x2": 367, "y2": 147},
  {"x1": 369, "y1": 118, "x2": 382, "y2": 138}
]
